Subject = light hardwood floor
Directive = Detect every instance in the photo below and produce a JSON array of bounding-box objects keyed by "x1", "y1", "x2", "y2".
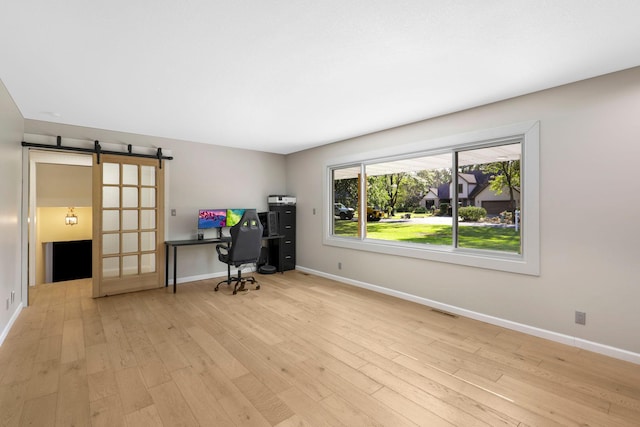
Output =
[{"x1": 1, "y1": 271, "x2": 639, "y2": 426}]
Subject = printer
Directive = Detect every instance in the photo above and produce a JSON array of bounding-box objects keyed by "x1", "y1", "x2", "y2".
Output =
[{"x1": 268, "y1": 195, "x2": 296, "y2": 205}]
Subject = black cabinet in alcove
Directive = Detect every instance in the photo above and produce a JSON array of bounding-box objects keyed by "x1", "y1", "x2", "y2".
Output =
[
  {"x1": 269, "y1": 205, "x2": 296, "y2": 271},
  {"x1": 52, "y1": 239, "x2": 92, "y2": 282}
]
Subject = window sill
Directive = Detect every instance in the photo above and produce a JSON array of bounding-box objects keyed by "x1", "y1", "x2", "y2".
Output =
[{"x1": 324, "y1": 233, "x2": 538, "y2": 276}]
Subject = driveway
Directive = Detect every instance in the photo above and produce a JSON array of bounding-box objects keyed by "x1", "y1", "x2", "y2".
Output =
[{"x1": 380, "y1": 216, "x2": 516, "y2": 228}]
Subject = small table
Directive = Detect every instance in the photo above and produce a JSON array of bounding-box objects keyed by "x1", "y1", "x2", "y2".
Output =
[{"x1": 164, "y1": 238, "x2": 225, "y2": 293}]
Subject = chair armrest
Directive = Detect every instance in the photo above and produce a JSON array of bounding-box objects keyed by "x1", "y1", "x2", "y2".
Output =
[{"x1": 215, "y1": 243, "x2": 228, "y2": 257}]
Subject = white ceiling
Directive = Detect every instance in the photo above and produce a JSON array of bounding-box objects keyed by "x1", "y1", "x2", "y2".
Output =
[{"x1": 2, "y1": 1, "x2": 640, "y2": 155}]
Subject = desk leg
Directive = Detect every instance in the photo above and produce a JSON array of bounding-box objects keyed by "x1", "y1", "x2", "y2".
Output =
[
  {"x1": 165, "y1": 244, "x2": 169, "y2": 287},
  {"x1": 226, "y1": 241, "x2": 231, "y2": 284},
  {"x1": 173, "y1": 246, "x2": 177, "y2": 294}
]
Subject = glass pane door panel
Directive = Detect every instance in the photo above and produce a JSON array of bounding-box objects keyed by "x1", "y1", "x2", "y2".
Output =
[
  {"x1": 103, "y1": 257, "x2": 119, "y2": 278},
  {"x1": 141, "y1": 232, "x2": 155, "y2": 251},
  {"x1": 122, "y1": 232, "x2": 138, "y2": 253},
  {"x1": 141, "y1": 188, "x2": 155, "y2": 208},
  {"x1": 103, "y1": 234, "x2": 119, "y2": 255},
  {"x1": 103, "y1": 187, "x2": 119, "y2": 208},
  {"x1": 103, "y1": 210, "x2": 119, "y2": 231},
  {"x1": 103, "y1": 163, "x2": 119, "y2": 185},
  {"x1": 122, "y1": 164, "x2": 138, "y2": 185},
  {"x1": 94, "y1": 154, "x2": 164, "y2": 297},
  {"x1": 122, "y1": 255, "x2": 138, "y2": 276},
  {"x1": 141, "y1": 254, "x2": 155, "y2": 273},
  {"x1": 141, "y1": 166, "x2": 155, "y2": 186},
  {"x1": 141, "y1": 209, "x2": 155, "y2": 229},
  {"x1": 122, "y1": 210, "x2": 138, "y2": 230},
  {"x1": 123, "y1": 187, "x2": 138, "y2": 208}
]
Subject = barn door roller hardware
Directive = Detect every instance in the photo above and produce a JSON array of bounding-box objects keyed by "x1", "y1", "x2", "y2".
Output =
[{"x1": 22, "y1": 135, "x2": 173, "y2": 168}]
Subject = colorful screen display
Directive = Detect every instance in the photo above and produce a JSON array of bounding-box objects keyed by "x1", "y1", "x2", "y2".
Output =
[
  {"x1": 197, "y1": 209, "x2": 227, "y2": 229},
  {"x1": 226, "y1": 209, "x2": 246, "y2": 227}
]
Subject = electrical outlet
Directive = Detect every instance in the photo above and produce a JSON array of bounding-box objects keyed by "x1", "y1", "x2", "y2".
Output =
[
  {"x1": 575, "y1": 311, "x2": 586, "y2": 325},
  {"x1": 171, "y1": 209, "x2": 177, "y2": 216},
  {"x1": 338, "y1": 262, "x2": 342, "y2": 270},
  {"x1": 313, "y1": 208, "x2": 316, "y2": 215}
]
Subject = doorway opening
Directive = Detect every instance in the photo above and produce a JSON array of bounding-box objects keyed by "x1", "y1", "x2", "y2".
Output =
[{"x1": 27, "y1": 150, "x2": 93, "y2": 297}]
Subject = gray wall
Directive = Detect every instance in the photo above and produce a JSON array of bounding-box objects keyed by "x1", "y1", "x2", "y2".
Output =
[
  {"x1": 161, "y1": 139, "x2": 287, "y2": 281},
  {"x1": 286, "y1": 67, "x2": 640, "y2": 356},
  {"x1": 22, "y1": 120, "x2": 288, "y2": 284},
  {"x1": 36, "y1": 164, "x2": 92, "y2": 207},
  {"x1": 0, "y1": 79, "x2": 24, "y2": 343}
]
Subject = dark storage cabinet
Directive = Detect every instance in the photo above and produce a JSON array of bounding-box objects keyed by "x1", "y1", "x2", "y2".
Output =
[{"x1": 269, "y1": 205, "x2": 296, "y2": 271}]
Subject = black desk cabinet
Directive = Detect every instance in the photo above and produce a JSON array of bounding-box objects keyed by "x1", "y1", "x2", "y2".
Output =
[{"x1": 269, "y1": 205, "x2": 296, "y2": 271}]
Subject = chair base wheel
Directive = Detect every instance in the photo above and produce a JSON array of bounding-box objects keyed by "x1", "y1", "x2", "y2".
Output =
[{"x1": 215, "y1": 275, "x2": 260, "y2": 295}]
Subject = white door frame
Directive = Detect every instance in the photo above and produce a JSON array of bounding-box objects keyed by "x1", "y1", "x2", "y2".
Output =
[{"x1": 24, "y1": 149, "x2": 92, "y2": 291}]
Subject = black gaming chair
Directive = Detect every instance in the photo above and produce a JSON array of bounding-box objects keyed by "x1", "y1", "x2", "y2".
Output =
[{"x1": 215, "y1": 209, "x2": 263, "y2": 294}]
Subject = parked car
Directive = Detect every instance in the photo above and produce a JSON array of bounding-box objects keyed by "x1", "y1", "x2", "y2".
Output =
[{"x1": 334, "y1": 203, "x2": 354, "y2": 220}]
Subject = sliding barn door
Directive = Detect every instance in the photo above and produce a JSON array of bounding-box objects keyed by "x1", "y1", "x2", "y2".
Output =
[{"x1": 92, "y1": 154, "x2": 165, "y2": 297}]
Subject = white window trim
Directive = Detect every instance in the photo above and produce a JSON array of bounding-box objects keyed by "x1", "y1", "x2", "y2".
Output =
[{"x1": 323, "y1": 120, "x2": 540, "y2": 276}]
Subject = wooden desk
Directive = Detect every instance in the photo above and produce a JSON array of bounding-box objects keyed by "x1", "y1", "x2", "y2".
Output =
[{"x1": 164, "y1": 235, "x2": 284, "y2": 293}]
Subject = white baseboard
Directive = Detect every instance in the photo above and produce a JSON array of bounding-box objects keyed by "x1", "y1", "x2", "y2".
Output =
[
  {"x1": 297, "y1": 266, "x2": 640, "y2": 365},
  {"x1": 169, "y1": 267, "x2": 256, "y2": 286},
  {"x1": 0, "y1": 303, "x2": 24, "y2": 347}
]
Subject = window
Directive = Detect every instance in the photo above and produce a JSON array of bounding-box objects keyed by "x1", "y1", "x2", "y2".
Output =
[
  {"x1": 332, "y1": 165, "x2": 360, "y2": 237},
  {"x1": 325, "y1": 121, "x2": 539, "y2": 275},
  {"x1": 456, "y1": 143, "x2": 521, "y2": 253}
]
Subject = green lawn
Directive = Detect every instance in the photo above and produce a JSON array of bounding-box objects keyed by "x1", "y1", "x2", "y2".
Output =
[{"x1": 333, "y1": 220, "x2": 520, "y2": 253}]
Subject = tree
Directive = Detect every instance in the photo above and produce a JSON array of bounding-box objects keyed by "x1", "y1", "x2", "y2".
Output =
[
  {"x1": 416, "y1": 168, "x2": 452, "y2": 188},
  {"x1": 366, "y1": 175, "x2": 389, "y2": 211},
  {"x1": 398, "y1": 174, "x2": 427, "y2": 210},
  {"x1": 366, "y1": 173, "x2": 412, "y2": 215},
  {"x1": 365, "y1": 168, "x2": 453, "y2": 215},
  {"x1": 334, "y1": 177, "x2": 358, "y2": 208},
  {"x1": 483, "y1": 160, "x2": 520, "y2": 216},
  {"x1": 384, "y1": 173, "x2": 407, "y2": 214}
]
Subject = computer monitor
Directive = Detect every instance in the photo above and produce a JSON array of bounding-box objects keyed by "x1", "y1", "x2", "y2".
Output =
[
  {"x1": 197, "y1": 209, "x2": 227, "y2": 229},
  {"x1": 226, "y1": 209, "x2": 246, "y2": 227}
]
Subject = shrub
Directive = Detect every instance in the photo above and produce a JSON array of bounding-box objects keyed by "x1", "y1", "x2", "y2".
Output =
[
  {"x1": 414, "y1": 207, "x2": 426, "y2": 214},
  {"x1": 499, "y1": 210, "x2": 514, "y2": 224},
  {"x1": 438, "y1": 203, "x2": 450, "y2": 216},
  {"x1": 458, "y1": 206, "x2": 487, "y2": 222}
]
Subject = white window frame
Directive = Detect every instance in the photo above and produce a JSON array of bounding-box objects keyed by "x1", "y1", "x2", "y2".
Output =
[{"x1": 323, "y1": 121, "x2": 540, "y2": 276}]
